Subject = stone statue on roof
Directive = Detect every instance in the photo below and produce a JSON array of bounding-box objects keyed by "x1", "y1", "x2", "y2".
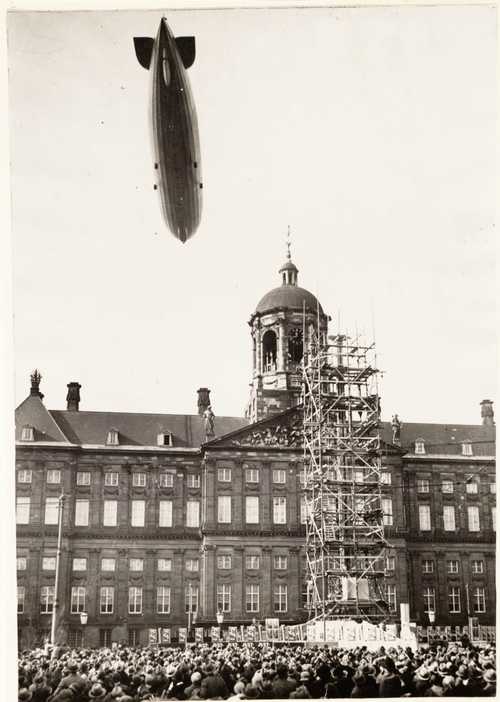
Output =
[
  {"x1": 391, "y1": 414, "x2": 402, "y2": 445},
  {"x1": 204, "y1": 406, "x2": 215, "y2": 437}
]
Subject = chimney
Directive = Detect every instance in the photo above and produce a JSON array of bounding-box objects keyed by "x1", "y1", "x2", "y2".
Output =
[
  {"x1": 480, "y1": 399, "x2": 494, "y2": 427},
  {"x1": 30, "y1": 369, "x2": 44, "y2": 400},
  {"x1": 66, "y1": 382, "x2": 82, "y2": 411},
  {"x1": 197, "y1": 387, "x2": 211, "y2": 416}
]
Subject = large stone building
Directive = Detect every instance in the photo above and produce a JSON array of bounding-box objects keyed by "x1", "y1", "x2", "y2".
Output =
[{"x1": 15, "y1": 254, "x2": 496, "y2": 648}]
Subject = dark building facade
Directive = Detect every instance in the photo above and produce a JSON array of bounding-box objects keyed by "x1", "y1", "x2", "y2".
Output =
[{"x1": 15, "y1": 256, "x2": 496, "y2": 648}]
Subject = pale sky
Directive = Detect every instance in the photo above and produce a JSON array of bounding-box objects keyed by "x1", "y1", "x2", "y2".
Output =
[{"x1": 7, "y1": 5, "x2": 497, "y2": 424}]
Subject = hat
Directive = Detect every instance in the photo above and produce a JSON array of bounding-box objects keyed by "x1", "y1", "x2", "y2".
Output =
[
  {"x1": 243, "y1": 685, "x2": 260, "y2": 698},
  {"x1": 66, "y1": 661, "x2": 79, "y2": 673},
  {"x1": 191, "y1": 672, "x2": 202, "y2": 683},
  {"x1": 89, "y1": 684, "x2": 107, "y2": 698},
  {"x1": 483, "y1": 669, "x2": 496, "y2": 683},
  {"x1": 166, "y1": 663, "x2": 178, "y2": 677},
  {"x1": 18, "y1": 691, "x2": 32, "y2": 702},
  {"x1": 417, "y1": 667, "x2": 431, "y2": 681},
  {"x1": 300, "y1": 671, "x2": 310, "y2": 681}
]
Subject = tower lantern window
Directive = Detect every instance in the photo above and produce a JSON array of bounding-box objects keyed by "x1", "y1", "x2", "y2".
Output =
[
  {"x1": 262, "y1": 330, "x2": 277, "y2": 372},
  {"x1": 288, "y1": 327, "x2": 303, "y2": 364}
]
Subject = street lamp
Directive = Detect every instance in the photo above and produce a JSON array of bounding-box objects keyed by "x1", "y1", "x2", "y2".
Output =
[{"x1": 80, "y1": 611, "x2": 88, "y2": 648}]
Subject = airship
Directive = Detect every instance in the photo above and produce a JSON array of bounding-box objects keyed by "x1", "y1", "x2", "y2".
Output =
[{"x1": 134, "y1": 18, "x2": 202, "y2": 243}]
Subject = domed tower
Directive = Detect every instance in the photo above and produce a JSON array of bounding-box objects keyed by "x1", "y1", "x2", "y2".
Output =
[{"x1": 246, "y1": 247, "x2": 329, "y2": 423}]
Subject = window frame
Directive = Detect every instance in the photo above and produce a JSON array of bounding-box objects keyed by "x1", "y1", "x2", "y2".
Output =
[
  {"x1": 74, "y1": 499, "x2": 90, "y2": 527},
  {"x1": 76, "y1": 471, "x2": 91, "y2": 486},
  {"x1": 70, "y1": 586, "x2": 86, "y2": 614},
  {"x1": 272, "y1": 469, "x2": 287, "y2": 485},
  {"x1": 100, "y1": 586, "x2": 114, "y2": 614}
]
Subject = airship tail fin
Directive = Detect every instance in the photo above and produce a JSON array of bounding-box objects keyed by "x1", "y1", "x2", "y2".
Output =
[
  {"x1": 175, "y1": 37, "x2": 196, "y2": 69},
  {"x1": 134, "y1": 37, "x2": 154, "y2": 69}
]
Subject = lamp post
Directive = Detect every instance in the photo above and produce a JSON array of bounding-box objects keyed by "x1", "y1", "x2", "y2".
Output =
[{"x1": 79, "y1": 611, "x2": 88, "y2": 648}]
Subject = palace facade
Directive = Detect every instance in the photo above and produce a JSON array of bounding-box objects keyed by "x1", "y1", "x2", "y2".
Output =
[{"x1": 15, "y1": 254, "x2": 495, "y2": 648}]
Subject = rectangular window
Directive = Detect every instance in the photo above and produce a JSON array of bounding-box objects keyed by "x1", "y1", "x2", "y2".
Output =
[
  {"x1": 40, "y1": 586, "x2": 54, "y2": 614},
  {"x1": 422, "y1": 559, "x2": 434, "y2": 573},
  {"x1": 245, "y1": 468, "x2": 259, "y2": 483},
  {"x1": 104, "y1": 472, "x2": 119, "y2": 486},
  {"x1": 273, "y1": 469, "x2": 286, "y2": 484},
  {"x1": 76, "y1": 471, "x2": 91, "y2": 486},
  {"x1": 101, "y1": 558, "x2": 116, "y2": 572},
  {"x1": 217, "y1": 555, "x2": 232, "y2": 570},
  {"x1": 157, "y1": 586, "x2": 171, "y2": 614},
  {"x1": 17, "y1": 470, "x2": 32, "y2": 483},
  {"x1": 300, "y1": 497, "x2": 309, "y2": 525},
  {"x1": 46, "y1": 470, "x2": 61, "y2": 484},
  {"x1": 381, "y1": 497, "x2": 393, "y2": 526},
  {"x1": 129, "y1": 558, "x2": 143, "y2": 571},
  {"x1": 246, "y1": 555, "x2": 260, "y2": 569},
  {"x1": 42, "y1": 557, "x2": 56, "y2": 570},
  {"x1": 417, "y1": 479, "x2": 430, "y2": 493},
  {"x1": 185, "y1": 585, "x2": 199, "y2": 613},
  {"x1": 448, "y1": 586, "x2": 461, "y2": 613},
  {"x1": 245, "y1": 496, "x2": 259, "y2": 524},
  {"x1": 100, "y1": 586, "x2": 114, "y2": 614},
  {"x1": 17, "y1": 586, "x2": 25, "y2": 613},
  {"x1": 159, "y1": 473, "x2": 174, "y2": 488},
  {"x1": 217, "y1": 584, "x2": 231, "y2": 613},
  {"x1": 70, "y1": 586, "x2": 86, "y2": 613},
  {"x1": 132, "y1": 473, "x2": 146, "y2": 487},
  {"x1": 419, "y1": 504, "x2": 431, "y2": 531},
  {"x1": 386, "y1": 556, "x2": 395, "y2": 571},
  {"x1": 45, "y1": 497, "x2": 59, "y2": 525},
  {"x1": 217, "y1": 496, "x2": 232, "y2": 524},
  {"x1": 217, "y1": 468, "x2": 231, "y2": 482},
  {"x1": 128, "y1": 629, "x2": 140, "y2": 647},
  {"x1": 443, "y1": 505, "x2": 456, "y2": 531},
  {"x1": 103, "y1": 500, "x2": 117, "y2": 527},
  {"x1": 385, "y1": 584, "x2": 397, "y2": 613},
  {"x1": 128, "y1": 587, "x2": 142, "y2": 614},
  {"x1": 99, "y1": 629, "x2": 112, "y2": 648},
  {"x1": 380, "y1": 472, "x2": 392, "y2": 485},
  {"x1": 473, "y1": 587, "x2": 486, "y2": 613},
  {"x1": 274, "y1": 555, "x2": 287, "y2": 570},
  {"x1": 273, "y1": 496, "x2": 287, "y2": 524},
  {"x1": 466, "y1": 480, "x2": 478, "y2": 494},
  {"x1": 447, "y1": 560, "x2": 459, "y2": 574},
  {"x1": 16, "y1": 497, "x2": 30, "y2": 525},
  {"x1": 131, "y1": 500, "x2": 145, "y2": 527},
  {"x1": 471, "y1": 559, "x2": 484, "y2": 574},
  {"x1": 423, "y1": 587, "x2": 436, "y2": 614},
  {"x1": 246, "y1": 584, "x2": 260, "y2": 612},
  {"x1": 187, "y1": 474, "x2": 200, "y2": 488},
  {"x1": 158, "y1": 558, "x2": 172, "y2": 571},
  {"x1": 467, "y1": 505, "x2": 480, "y2": 532},
  {"x1": 442, "y1": 479, "x2": 454, "y2": 494},
  {"x1": 462, "y1": 442, "x2": 473, "y2": 456},
  {"x1": 75, "y1": 499, "x2": 89, "y2": 526},
  {"x1": 159, "y1": 500, "x2": 173, "y2": 527},
  {"x1": 186, "y1": 501, "x2": 200, "y2": 528},
  {"x1": 17, "y1": 557, "x2": 27, "y2": 571},
  {"x1": 490, "y1": 482, "x2": 496, "y2": 494},
  {"x1": 274, "y1": 584, "x2": 288, "y2": 613},
  {"x1": 186, "y1": 558, "x2": 199, "y2": 572}
]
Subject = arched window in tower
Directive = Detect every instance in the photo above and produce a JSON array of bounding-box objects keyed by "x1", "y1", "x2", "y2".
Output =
[
  {"x1": 262, "y1": 330, "x2": 277, "y2": 372},
  {"x1": 288, "y1": 328, "x2": 303, "y2": 365}
]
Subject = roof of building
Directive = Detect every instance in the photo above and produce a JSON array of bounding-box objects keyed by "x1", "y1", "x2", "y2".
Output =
[
  {"x1": 379, "y1": 420, "x2": 495, "y2": 457},
  {"x1": 255, "y1": 285, "x2": 325, "y2": 316},
  {"x1": 15, "y1": 394, "x2": 248, "y2": 448}
]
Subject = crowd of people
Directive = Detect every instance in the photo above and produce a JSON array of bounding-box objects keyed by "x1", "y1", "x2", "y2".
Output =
[{"x1": 18, "y1": 639, "x2": 496, "y2": 701}]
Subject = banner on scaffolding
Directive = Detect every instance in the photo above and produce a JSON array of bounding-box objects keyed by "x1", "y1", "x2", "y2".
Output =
[
  {"x1": 228, "y1": 626, "x2": 237, "y2": 642},
  {"x1": 211, "y1": 627, "x2": 220, "y2": 641},
  {"x1": 195, "y1": 627, "x2": 204, "y2": 643},
  {"x1": 148, "y1": 629, "x2": 158, "y2": 645},
  {"x1": 161, "y1": 628, "x2": 171, "y2": 644}
]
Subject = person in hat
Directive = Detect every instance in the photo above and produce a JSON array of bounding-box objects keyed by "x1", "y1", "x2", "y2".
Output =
[
  {"x1": 185, "y1": 671, "x2": 203, "y2": 700},
  {"x1": 482, "y1": 668, "x2": 496, "y2": 696},
  {"x1": 272, "y1": 664, "x2": 297, "y2": 698},
  {"x1": 88, "y1": 684, "x2": 107, "y2": 699},
  {"x1": 289, "y1": 674, "x2": 311, "y2": 700},
  {"x1": 199, "y1": 662, "x2": 229, "y2": 700},
  {"x1": 378, "y1": 657, "x2": 402, "y2": 698},
  {"x1": 413, "y1": 666, "x2": 432, "y2": 696}
]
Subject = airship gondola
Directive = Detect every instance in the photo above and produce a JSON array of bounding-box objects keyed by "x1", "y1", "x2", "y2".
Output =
[{"x1": 134, "y1": 18, "x2": 202, "y2": 243}]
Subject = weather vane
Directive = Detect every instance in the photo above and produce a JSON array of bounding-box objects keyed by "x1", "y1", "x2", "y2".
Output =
[{"x1": 286, "y1": 225, "x2": 291, "y2": 260}]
